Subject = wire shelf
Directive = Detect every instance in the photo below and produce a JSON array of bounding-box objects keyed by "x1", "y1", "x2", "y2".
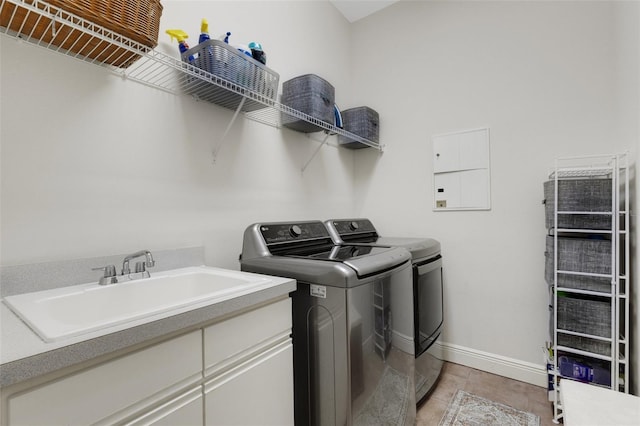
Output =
[
  {"x1": 549, "y1": 166, "x2": 614, "y2": 179},
  {"x1": 0, "y1": 0, "x2": 383, "y2": 151}
]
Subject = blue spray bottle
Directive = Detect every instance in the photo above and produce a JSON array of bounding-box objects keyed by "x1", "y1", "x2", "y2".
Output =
[
  {"x1": 198, "y1": 18, "x2": 214, "y2": 73},
  {"x1": 199, "y1": 19, "x2": 211, "y2": 43},
  {"x1": 166, "y1": 29, "x2": 194, "y2": 62}
]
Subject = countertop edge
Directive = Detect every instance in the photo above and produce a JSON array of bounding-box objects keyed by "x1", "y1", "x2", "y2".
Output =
[{"x1": 1, "y1": 279, "x2": 296, "y2": 388}]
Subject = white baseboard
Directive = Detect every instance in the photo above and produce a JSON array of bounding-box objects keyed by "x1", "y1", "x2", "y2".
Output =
[{"x1": 433, "y1": 340, "x2": 547, "y2": 387}]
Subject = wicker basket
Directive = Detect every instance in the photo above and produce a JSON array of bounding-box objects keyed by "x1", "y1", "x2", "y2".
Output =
[{"x1": 0, "y1": 0, "x2": 162, "y2": 68}]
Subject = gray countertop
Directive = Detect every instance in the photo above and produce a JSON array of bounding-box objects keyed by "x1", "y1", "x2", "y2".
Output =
[{"x1": 1, "y1": 274, "x2": 295, "y2": 387}]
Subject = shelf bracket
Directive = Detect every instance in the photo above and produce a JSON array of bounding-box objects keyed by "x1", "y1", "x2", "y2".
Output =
[
  {"x1": 212, "y1": 97, "x2": 246, "y2": 163},
  {"x1": 50, "y1": 14, "x2": 59, "y2": 38},
  {"x1": 301, "y1": 132, "x2": 330, "y2": 173}
]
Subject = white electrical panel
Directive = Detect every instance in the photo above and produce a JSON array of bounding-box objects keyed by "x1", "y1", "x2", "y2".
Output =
[{"x1": 432, "y1": 128, "x2": 491, "y2": 210}]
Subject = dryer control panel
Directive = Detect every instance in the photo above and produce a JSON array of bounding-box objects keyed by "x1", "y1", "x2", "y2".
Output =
[{"x1": 330, "y1": 219, "x2": 377, "y2": 236}]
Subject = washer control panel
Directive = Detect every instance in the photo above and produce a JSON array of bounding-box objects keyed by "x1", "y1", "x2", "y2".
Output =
[{"x1": 260, "y1": 221, "x2": 330, "y2": 245}]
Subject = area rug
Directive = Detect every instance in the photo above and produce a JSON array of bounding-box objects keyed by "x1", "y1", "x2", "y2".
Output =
[
  {"x1": 439, "y1": 390, "x2": 540, "y2": 426},
  {"x1": 354, "y1": 366, "x2": 410, "y2": 426}
]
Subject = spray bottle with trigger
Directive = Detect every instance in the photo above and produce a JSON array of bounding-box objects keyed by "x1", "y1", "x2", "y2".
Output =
[
  {"x1": 198, "y1": 18, "x2": 214, "y2": 73},
  {"x1": 166, "y1": 29, "x2": 194, "y2": 62}
]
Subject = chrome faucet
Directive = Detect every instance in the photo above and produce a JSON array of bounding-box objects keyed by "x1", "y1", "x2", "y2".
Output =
[
  {"x1": 93, "y1": 250, "x2": 155, "y2": 285},
  {"x1": 122, "y1": 250, "x2": 155, "y2": 276}
]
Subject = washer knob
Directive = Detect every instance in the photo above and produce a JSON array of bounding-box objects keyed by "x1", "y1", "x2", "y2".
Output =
[
  {"x1": 350, "y1": 221, "x2": 359, "y2": 231},
  {"x1": 289, "y1": 225, "x2": 302, "y2": 237}
]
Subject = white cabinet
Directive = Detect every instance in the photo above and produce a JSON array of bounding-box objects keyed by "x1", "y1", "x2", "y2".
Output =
[
  {"x1": 204, "y1": 298, "x2": 292, "y2": 375},
  {"x1": 6, "y1": 331, "x2": 202, "y2": 426},
  {"x1": 124, "y1": 387, "x2": 203, "y2": 426},
  {"x1": 2, "y1": 296, "x2": 294, "y2": 426},
  {"x1": 432, "y1": 127, "x2": 491, "y2": 210},
  {"x1": 203, "y1": 298, "x2": 294, "y2": 426},
  {"x1": 433, "y1": 129, "x2": 489, "y2": 173},
  {"x1": 205, "y1": 341, "x2": 294, "y2": 426}
]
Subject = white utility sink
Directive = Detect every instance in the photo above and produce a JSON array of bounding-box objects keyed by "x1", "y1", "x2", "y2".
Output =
[{"x1": 3, "y1": 266, "x2": 276, "y2": 343}]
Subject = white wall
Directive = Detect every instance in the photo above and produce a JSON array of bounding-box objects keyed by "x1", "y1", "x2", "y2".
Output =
[
  {"x1": 350, "y1": 0, "x2": 638, "y2": 384},
  {"x1": 0, "y1": 1, "x2": 357, "y2": 268}
]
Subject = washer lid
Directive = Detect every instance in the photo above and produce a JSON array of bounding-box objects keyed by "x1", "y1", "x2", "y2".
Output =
[
  {"x1": 241, "y1": 221, "x2": 412, "y2": 285},
  {"x1": 280, "y1": 244, "x2": 410, "y2": 278}
]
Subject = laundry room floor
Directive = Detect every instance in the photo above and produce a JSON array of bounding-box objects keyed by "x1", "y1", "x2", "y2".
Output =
[{"x1": 417, "y1": 362, "x2": 555, "y2": 426}]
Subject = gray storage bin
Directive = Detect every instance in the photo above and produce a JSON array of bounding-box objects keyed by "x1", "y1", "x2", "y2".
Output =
[
  {"x1": 557, "y1": 294, "x2": 611, "y2": 338},
  {"x1": 543, "y1": 179, "x2": 612, "y2": 230},
  {"x1": 280, "y1": 74, "x2": 335, "y2": 133},
  {"x1": 557, "y1": 333, "x2": 611, "y2": 357},
  {"x1": 544, "y1": 236, "x2": 612, "y2": 293},
  {"x1": 338, "y1": 106, "x2": 379, "y2": 149},
  {"x1": 181, "y1": 39, "x2": 279, "y2": 112}
]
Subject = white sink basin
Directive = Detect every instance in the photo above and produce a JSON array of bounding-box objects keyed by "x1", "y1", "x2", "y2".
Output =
[{"x1": 3, "y1": 266, "x2": 277, "y2": 343}]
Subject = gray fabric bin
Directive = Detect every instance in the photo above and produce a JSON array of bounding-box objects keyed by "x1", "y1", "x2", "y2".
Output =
[
  {"x1": 557, "y1": 294, "x2": 611, "y2": 338},
  {"x1": 543, "y1": 179, "x2": 612, "y2": 230},
  {"x1": 544, "y1": 236, "x2": 612, "y2": 292},
  {"x1": 280, "y1": 74, "x2": 335, "y2": 133},
  {"x1": 338, "y1": 106, "x2": 379, "y2": 149},
  {"x1": 557, "y1": 333, "x2": 611, "y2": 357}
]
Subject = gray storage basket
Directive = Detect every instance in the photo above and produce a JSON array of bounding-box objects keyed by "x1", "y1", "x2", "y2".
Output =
[
  {"x1": 557, "y1": 333, "x2": 611, "y2": 357},
  {"x1": 543, "y1": 179, "x2": 612, "y2": 230},
  {"x1": 338, "y1": 106, "x2": 379, "y2": 149},
  {"x1": 557, "y1": 294, "x2": 611, "y2": 338},
  {"x1": 544, "y1": 236, "x2": 612, "y2": 293},
  {"x1": 280, "y1": 74, "x2": 335, "y2": 133},
  {"x1": 181, "y1": 39, "x2": 279, "y2": 112}
]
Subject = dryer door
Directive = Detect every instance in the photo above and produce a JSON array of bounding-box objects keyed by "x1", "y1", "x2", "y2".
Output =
[{"x1": 414, "y1": 255, "x2": 444, "y2": 357}]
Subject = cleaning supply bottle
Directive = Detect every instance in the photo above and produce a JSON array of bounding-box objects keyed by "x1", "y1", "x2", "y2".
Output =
[
  {"x1": 198, "y1": 18, "x2": 214, "y2": 73},
  {"x1": 248, "y1": 41, "x2": 267, "y2": 65},
  {"x1": 199, "y1": 18, "x2": 211, "y2": 43},
  {"x1": 166, "y1": 29, "x2": 194, "y2": 62}
]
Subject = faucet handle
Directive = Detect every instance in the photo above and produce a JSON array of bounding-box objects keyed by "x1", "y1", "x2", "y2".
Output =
[
  {"x1": 92, "y1": 265, "x2": 118, "y2": 285},
  {"x1": 92, "y1": 265, "x2": 117, "y2": 277},
  {"x1": 134, "y1": 261, "x2": 146, "y2": 273}
]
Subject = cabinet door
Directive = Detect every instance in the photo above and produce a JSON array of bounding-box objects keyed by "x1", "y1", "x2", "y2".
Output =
[
  {"x1": 204, "y1": 340, "x2": 294, "y2": 426},
  {"x1": 7, "y1": 331, "x2": 202, "y2": 426},
  {"x1": 204, "y1": 298, "x2": 291, "y2": 377},
  {"x1": 125, "y1": 387, "x2": 203, "y2": 426}
]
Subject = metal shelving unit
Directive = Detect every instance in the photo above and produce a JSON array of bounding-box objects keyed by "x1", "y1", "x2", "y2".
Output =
[
  {"x1": 545, "y1": 153, "x2": 630, "y2": 424},
  {"x1": 0, "y1": 0, "x2": 383, "y2": 162}
]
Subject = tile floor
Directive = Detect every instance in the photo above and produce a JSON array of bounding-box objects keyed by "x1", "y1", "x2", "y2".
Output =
[{"x1": 417, "y1": 362, "x2": 556, "y2": 426}]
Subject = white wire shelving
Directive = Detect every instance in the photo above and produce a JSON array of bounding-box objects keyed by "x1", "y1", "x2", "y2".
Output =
[
  {"x1": 0, "y1": 0, "x2": 384, "y2": 166},
  {"x1": 547, "y1": 153, "x2": 630, "y2": 424}
]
